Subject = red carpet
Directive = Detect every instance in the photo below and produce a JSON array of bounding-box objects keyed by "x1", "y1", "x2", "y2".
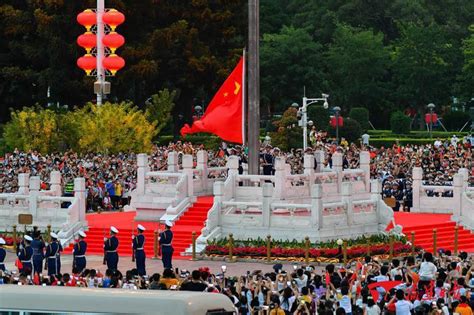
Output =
[
  {"x1": 393, "y1": 212, "x2": 474, "y2": 253},
  {"x1": 64, "y1": 196, "x2": 213, "y2": 259}
]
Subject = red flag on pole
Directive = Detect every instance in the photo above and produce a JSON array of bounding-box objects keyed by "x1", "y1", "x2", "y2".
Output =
[{"x1": 180, "y1": 57, "x2": 244, "y2": 144}]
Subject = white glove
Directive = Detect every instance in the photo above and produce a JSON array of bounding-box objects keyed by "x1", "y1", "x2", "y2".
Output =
[
  {"x1": 103, "y1": 237, "x2": 107, "y2": 241},
  {"x1": 132, "y1": 235, "x2": 135, "y2": 239}
]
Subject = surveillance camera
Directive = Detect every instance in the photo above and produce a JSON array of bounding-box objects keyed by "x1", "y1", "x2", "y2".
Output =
[{"x1": 322, "y1": 93, "x2": 329, "y2": 99}]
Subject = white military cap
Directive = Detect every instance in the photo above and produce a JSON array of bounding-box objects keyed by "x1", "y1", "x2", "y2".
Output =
[
  {"x1": 165, "y1": 220, "x2": 173, "y2": 227},
  {"x1": 24, "y1": 235, "x2": 33, "y2": 242},
  {"x1": 110, "y1": 226, "x2": 119, "y2": 234},
  {"x1": 50, "y1": 232, "x2": 58, "y2": 239},
  {"x1": 78, "y1": 231, "x2": 87, "y2": 238},
  {"x1": 137, "y1": 224, "x2": 146, "y2": 231},
  {"x1": 0, "y1": 237, "x2": 5, "y2": 245}
]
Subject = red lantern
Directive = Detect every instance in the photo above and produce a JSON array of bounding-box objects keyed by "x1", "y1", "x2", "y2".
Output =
[
  {"x1": 103, "y1": 54, "x2": 125, "y2": 75},
  {"x1": 425, "y1": 113, "x2": 438, "y2": 124},
  {"x1": 102, "y1": 9, "x2": 125, "y2": 31},
  {"x1": 77, "y1": 9, "x2": 96, "y2": 31},
  {"x1": 77, "y1": 54, "x2": 96, "y2": 75},
  {"x1": 77, "y1": 32, "x2": 97, "y2": 53},
  {"x1": 102, "y1": 32, "x2": 125, "y2": 53},
  {"x1": 330, "y1": 116, "x2": 344, "y2": 127}
]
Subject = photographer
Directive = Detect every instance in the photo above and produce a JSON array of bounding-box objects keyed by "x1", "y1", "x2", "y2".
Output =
[{"x1": 180, "y1": 270, "x2": 208, "y2": 292}]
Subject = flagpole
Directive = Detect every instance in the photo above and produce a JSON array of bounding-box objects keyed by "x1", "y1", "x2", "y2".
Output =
[
  {"x1": 242, "y1": 48, "x2": 246, "y2": 146},
  {"x1": 248, "y1": 0, "x2": 260, "y2": 175}
]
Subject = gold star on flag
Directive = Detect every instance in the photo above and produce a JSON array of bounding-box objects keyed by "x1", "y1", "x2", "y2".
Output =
[{"x1": 224, "y1": 92, "x2": 228, "y2": 97}]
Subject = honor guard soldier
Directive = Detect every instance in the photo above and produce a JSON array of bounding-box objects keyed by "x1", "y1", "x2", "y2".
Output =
[
  {"x1": 73, "y1": 231, "x2": 87, "y2": 274},
  {"x1": 261, "y1": 145, "x2": 275, "y2": 176},
  {"x1": 45, "y1": 232, "x2": 63, "y2": 276},
  {"x1": 18, "y1": 235, "x2": 33, "y2": 274},
  {"x1": 31, "y1": 231, "x2": 45, "y2": 276},
  {"x1": 104, "y1": 226, "x2": 119, "y2": 271},
  {"x1": 0, "y1": 237, "x2": 6, "y2": 271},
  {"x1": 159, "y1": 221, "x2": 174, "y2": 269},
  {"x1": 133, "y1": 225, "x2": 146, "y2": 276}
]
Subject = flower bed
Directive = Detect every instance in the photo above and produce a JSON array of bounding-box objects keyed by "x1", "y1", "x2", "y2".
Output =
[
  {"x1": 0, "y1": 234, "x2": 21, "y2": 246},
  {"x1": 205, "y1": 241, "x2": 421, "y2": 262}
]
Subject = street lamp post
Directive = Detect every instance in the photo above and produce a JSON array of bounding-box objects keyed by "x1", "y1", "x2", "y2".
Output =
[
  {"x1": 300, "y1": 94, "x2": 329, "y2": 150},
  {"x1": 427, "y1": 103, "x2": 436, "y2": 139},
  {"x1": 333, "y1": 106, "x2": 341, "y2": 145}
]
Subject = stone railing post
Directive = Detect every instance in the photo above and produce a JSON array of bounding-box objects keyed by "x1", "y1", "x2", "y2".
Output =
[
  {"x1": 311, "y1": 184, "x2": 323, "y2": 229},
  {"x1": 262, "y1": 183, "x2": 273, "y2": 227},
  {"x1": 412, "y1": 167, "x2": 422, "y2": 212},
  {"x1": 167, "y1": 151, "x2": 178, "y2": 172},
  {"x1": 304, "y1": 154, "x2": 315, "y2": 183},
  {"x1": 50, "y1": 171, "x2": 62, "y2": 196},
  {"x1": 359, "y1": 151, "x2": 371, "y2": 192},
  {"x1": 136, "y1": 153, "x2": 147, "y2": 196},
  {"x1": 74, "y1": 177, "x2": 86, "y2": 223},
  {"x1": 458, "y1": 168, "x2": 469, "y2": 191},
  {"x1": 197, "y1": 150, "x2": 209, "y2": 192},
  {"x1": 332, "y1": 152, "x2": 343, "y2": 193},
  {"x1": 18, "y1": 173, "x2": 30, "y2": 195},
  {"x1": 314, "y1": 150, "x2": 324, "y2": 173},
  {"x1": 227, "y1": 156, "x2": 239, "y2": 197},
  {"x1": 273, "y1": 157, "x2": 286, "y2": 200},
  {"x1": 342, "y1": 182, "x2": 353, "y2": 226},
  {"x1": 452, "y1": 173, "x2": 463, "y2": 220},
  {"x1": 29, "y1": 176, "x2": 40, "y2": 216},
  {"x1": 182, "y1": 154, "x2": 194, "y2": 199},
  {"x1": 213, "y1": 181, "x2": 224, "y2": 227}
]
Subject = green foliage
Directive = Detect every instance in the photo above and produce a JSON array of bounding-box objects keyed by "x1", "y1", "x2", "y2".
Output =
[
  {"x1": 461, "y1": 25, "x2": 474, "y2": 95},
  {"x1": 391, "y1": 23, "x2": 454, "y2": 110},
  {"x1": 369, "y1": 138, "x2": 436, "y2": 147},
  {"x1": 442, "y1": 111, "x2": 471, "y2": 131},
  {"x1": 307, "y1": 106, "x2": 330, "y2": 131},
  {"x1": 145, "y1": 89, "x2": 176, "y2": 135},
  {"x1": 390, "y1": 111, "x2": 411, "y2": 134},
  {"x1": 269, "y1": 108, "x2": 303, "y2": 150},
  {"x1": 349, "y1": 107, "x2": 370, "y2": 132},
  {"x1": 326, "y1": 24, "x2": 390, "y2": 118},
  {"x1": 207, "y1": 233, "x2": 407, "y2": 248},
  {"x1": 3, "y1": 106, "x2": 61, "y2": 154},
  {"x1": 3, "y1": 103, "x2": 157, "y2": 154},
  {"x1": 261, "y1": 26, "x2": 324, "y2": 114},
  {"x1": 328, "y1": 118, "x2": 362, "y2": 142}
]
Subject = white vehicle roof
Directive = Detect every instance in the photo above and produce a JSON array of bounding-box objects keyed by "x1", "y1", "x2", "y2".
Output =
[{"x1": 0, "y1": 285, "x2": 235, "y2": 315}]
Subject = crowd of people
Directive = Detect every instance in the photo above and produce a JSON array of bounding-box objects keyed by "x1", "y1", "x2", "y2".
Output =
[
  {"x1": 0, "y1": 135, "x2": 472, "y2": 212},
  {"x1": 2, "y1": 249, "x2": 474, "y2": 315}
]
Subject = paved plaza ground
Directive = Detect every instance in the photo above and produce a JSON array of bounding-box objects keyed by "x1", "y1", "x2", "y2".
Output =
[{"x1": 3, "y1": 252, "x2": 326, "y2": 277}]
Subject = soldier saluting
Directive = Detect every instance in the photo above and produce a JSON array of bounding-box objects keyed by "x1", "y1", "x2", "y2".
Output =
[
  {"x1": 159, "y1": 221, "x2": 174, "y2": 269},
  {"x1": 73, "y1": 231, "x2": 87, "y2": 274},
  {"x1": 104, "y1": 226, "x2": 119, "y2": 271},
  {"x1": 133, "y1": 225, "x2": 146, "y2": 276}
]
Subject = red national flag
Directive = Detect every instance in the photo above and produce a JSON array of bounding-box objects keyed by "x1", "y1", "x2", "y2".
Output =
[{"x1": 180, "y1": 57, "x2": 244, "y2": 144}]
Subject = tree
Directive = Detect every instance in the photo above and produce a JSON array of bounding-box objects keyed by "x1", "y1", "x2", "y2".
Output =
[
  {"x1": 325, "y1": 24, "x2": 390, "y2": 120},
  {"x1": 3, "y1": 106, "x2": 60, "y2": 154},
  {"x1": 349, "y1": 107, "x2": 370, "y2": 132},
  {"x1": 260, "y1": 26, "x2": 324, "y2": 115},
  {"x1": 390, "y1": 111, "x2": 411, "y2": 134},
  {"x1": 145, "y1": 89, "x2": 176, "y2": 136},
  {"x1": 76, "y1": 102, "x2": 157, "y2": 153},
  {"x1": 269, "y1": 107, "x2": 302, "y2": 151},
  {"x1": 391, "y1": 23, "x2": 455, "y2": 113},
  {"x1": 461, "y1": 25, "x2": 474, "y2": 97}
]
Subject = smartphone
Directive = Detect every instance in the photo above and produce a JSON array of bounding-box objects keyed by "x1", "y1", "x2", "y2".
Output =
[{"x1": 170, "y1": 285, "x2": 178, "y2": 290}]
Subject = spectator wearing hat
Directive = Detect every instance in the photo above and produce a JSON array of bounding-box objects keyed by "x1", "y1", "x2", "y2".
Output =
[
  {"x1": 73, "y1": 231, "x2": 87, "y2": 274},
  {"x1": 104, "y1": 226, "x2": 119, "y2": 271},
  {"x1": 133, "y1": 225, "x2": 146, "y2": 276},
  {"x1": 18, "y1": 235, "x2": 33, "y2": 275},
  {"x1": 0, "y1": 237, "x2": 6, "y2": 271},
  {"x1": 159, "y1": 221, "x2": 174, "y2": 269},
  {"x1": 31, "y1": 231, "x2": 45, "y2": 276},
  {"x1": 45, "y1": 232, "x2": 63, "y2": 276}
]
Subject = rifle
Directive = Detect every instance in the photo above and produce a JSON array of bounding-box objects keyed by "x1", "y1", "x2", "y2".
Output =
[{"x1": 102, "y1": 228, "x2": 106, "y2": 265}]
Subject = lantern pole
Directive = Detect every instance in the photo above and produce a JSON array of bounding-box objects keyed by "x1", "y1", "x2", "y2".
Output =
[{"x1": 96, "y1": 0, "x2": 105, "y2": 105}]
